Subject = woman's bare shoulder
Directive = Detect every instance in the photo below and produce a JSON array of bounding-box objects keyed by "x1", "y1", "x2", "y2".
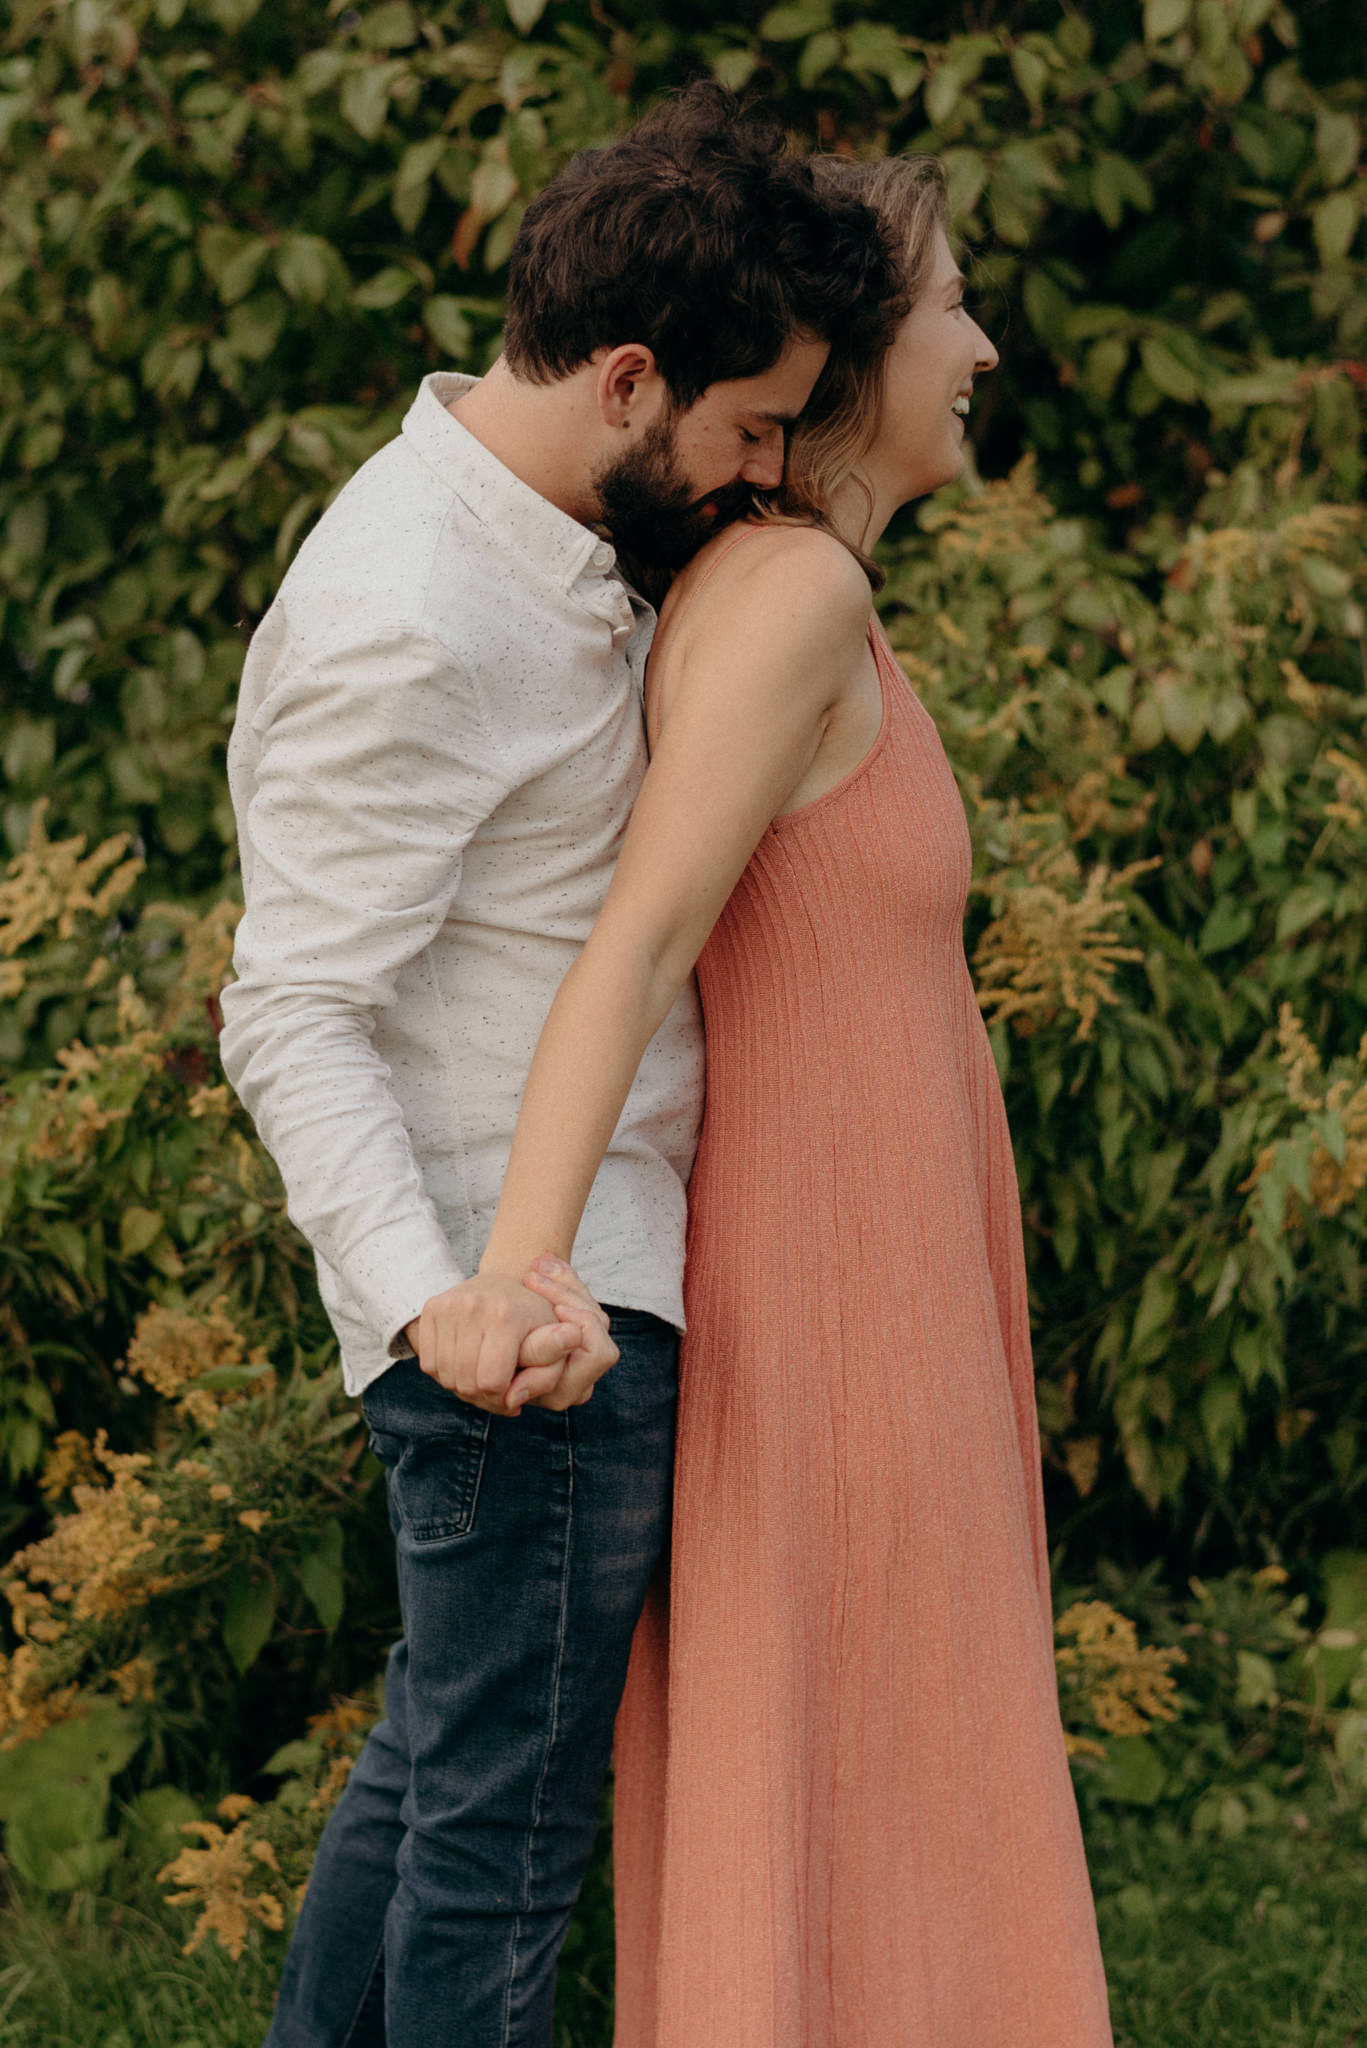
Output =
[{"x1": 663, "y1": 520, "x2": 872, "y2": 643}]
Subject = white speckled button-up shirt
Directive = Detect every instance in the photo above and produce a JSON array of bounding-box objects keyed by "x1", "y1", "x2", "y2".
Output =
[{"x1": 220, "y1": 372, "x2": 705, "y2": 1396}]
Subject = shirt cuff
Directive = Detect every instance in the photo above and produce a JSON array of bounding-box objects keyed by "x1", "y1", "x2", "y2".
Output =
[{"x1": 343, "y1": 1211, "x2": 466, "y2": 1363}]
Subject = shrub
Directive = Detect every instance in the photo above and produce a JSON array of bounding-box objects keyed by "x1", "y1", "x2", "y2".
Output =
[
  {"x1": 0, "y1": 0, "x2": 1361, "y2": 893},
  {"x1": 877, "y1": 454, "x2": 1367, "y2": 1564}
]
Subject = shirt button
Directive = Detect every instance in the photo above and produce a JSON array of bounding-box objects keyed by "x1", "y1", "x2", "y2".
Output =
[{"x1": 591, "y1": 542, "x2": 614, "y2": 571}]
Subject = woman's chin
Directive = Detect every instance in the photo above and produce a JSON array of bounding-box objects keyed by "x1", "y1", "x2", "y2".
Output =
[{"x1": 920, "y1": 447, "x2": 968, "y2": 496}]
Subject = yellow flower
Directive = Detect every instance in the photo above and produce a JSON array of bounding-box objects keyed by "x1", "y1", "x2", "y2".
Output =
[
  {"x1": 237, "y1": 1509, "x2": 269, "y2": 1534},
  {"x1": 111, "y1": 1656, "x2": 156, "y2": 1705},
  {"x1": 40, "y1": 1431, "x2": 98, "y2": 1503},
  {"x1": 125, "y1": 1301, "x2": 245, "y2": 1402},
  {"x1": 974, "y1": 842, "x2": 1157, "y2": 1042},
  {"x1": 188, "y1": 1083, "x2": 232, "y2": 1120},
  {"x1": 159, "y1": 1818, "x2": 288, "y2": 1959},
  {"x1": 0, "y1": 800, "x2": 141, "y2": 958},
  {"x1": 1054, "y1": 1600, "x2": 1184, "y2": 1750}
]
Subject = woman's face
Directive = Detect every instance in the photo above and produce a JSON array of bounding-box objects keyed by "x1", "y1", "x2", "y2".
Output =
[{"x1": 877, "y1": 227, "x2": 999, "y2": 499}]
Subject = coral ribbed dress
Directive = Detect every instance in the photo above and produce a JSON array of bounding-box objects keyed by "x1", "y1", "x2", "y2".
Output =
[{"x1": 610, "y1": 598, "x2": 1113, "y2": 2048}]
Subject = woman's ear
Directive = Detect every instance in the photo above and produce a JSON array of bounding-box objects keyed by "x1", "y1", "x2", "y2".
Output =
[{"x1": 595, "y1": 342, "x2": 662, "y2": 432}]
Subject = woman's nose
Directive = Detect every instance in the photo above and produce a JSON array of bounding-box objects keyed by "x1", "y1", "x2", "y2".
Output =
[{"x1": 975, "y1": 322, "x2": 1000, "y2": 373}]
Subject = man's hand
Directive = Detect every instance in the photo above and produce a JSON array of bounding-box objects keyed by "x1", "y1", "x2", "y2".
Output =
[
  {"x1": 405, "y1": 1273, "x2": 579, "y2": 1415},
  {"x1": 512, "y1": 1256, "x2": 619, "y2": 1412}
]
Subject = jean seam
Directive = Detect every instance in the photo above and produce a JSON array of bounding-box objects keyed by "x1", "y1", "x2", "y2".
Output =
[
  {"x1": 336, "y1": 1926, "x2": 386, "y2": 2048},
  {"x1": 501, "y1": 1414, "x2": 575, "y2": 2046}
]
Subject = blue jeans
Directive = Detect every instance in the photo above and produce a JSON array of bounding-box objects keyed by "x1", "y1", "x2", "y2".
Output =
[{"x1": 263, "y1": 1309, "x2": 677, "y2": 2048}]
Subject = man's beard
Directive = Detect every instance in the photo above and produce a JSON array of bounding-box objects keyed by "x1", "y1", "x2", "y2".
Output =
[{"x1": 592, "y1": 414, "x2": 754, "y2": 585}]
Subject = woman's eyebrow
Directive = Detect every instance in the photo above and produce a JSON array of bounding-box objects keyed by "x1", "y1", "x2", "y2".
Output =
[{"x1": 945, "y1": 269, "x2": 968, "y2": 297}]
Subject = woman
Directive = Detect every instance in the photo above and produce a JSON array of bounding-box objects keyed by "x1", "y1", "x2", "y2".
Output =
[{"x1": 486, "y1": 154, "x2": 1113, "y2": 2047}]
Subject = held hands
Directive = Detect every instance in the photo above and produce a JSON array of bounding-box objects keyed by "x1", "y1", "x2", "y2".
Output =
[{"x1": 405, "y1": 1255, "x2": 618, "y2": 1416}]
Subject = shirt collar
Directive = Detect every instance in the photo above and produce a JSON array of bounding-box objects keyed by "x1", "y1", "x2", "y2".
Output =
[{"x1": 401, "y1": 372, "x2": 619, "y2": 595}]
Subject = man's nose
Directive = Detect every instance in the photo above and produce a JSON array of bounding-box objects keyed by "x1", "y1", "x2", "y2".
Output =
[{"x1": 740, "y1": 440, "x2": 785, "y2": 490}]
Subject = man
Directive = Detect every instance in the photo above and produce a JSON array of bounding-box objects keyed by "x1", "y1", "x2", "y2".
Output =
[{"x1": 220, "y1": 83, "x2": 903, "y2": 2047}]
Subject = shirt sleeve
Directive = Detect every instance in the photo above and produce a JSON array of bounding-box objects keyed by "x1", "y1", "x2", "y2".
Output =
[{"x1": 219, "y1": 621, "x2": 514, "y2": 1352}]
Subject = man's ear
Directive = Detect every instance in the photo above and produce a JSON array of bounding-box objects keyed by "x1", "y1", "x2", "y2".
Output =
[{"x1": 595, "y1": 343, "x2": 662, "y2": 432}]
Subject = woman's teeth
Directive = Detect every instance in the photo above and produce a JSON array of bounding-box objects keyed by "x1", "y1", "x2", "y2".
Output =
[{"x1": 951, "y1": 396, "x2": 970, "y2": 417}]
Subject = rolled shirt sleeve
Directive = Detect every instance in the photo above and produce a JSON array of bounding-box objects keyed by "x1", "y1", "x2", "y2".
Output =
[{"x1": 219, "y1": 621, "x2": 514, "y2": 1351}]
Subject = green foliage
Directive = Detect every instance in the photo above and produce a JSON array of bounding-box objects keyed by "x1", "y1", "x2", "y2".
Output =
[
  {"x1": 1069, "y1": 1552, "x2": 1367, "y2": 1841},
  {"x1": 0, "y1": 1697, "x2": 142, "y2": 1889},
  {"x1": 0, "y1": 0, "x2": 1362, "y2": 892},
  {"x1": 0, "y1": 803, "x2": 328, "y2": 1490},
  {"x1": 876, "y1": 456, "x2": 1367, "y2": 1561}
]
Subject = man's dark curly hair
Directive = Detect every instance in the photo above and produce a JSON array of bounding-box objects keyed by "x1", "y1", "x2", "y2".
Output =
[{"x1": 503, "y1": 84, "x2": 907, "y2": 410}]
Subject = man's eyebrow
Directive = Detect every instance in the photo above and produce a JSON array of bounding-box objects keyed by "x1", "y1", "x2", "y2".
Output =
[{"x1": 748, "y1": 408, "x2": 802, "y2": 429}]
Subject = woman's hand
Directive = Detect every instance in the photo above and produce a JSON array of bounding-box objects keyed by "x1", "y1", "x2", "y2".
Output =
[{"x1": 511, "y1": 1255, "x2": 619, "y2": 1411}]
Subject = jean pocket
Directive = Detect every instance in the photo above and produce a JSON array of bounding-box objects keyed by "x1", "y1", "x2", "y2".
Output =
[{"x1": 369, "y1": 1412, "x2": 490, "y2": 1543}]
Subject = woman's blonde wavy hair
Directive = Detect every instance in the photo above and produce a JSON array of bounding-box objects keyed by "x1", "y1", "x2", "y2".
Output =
[{"x1": 755, "y1": 152, "x2": 948, "y2": 590}]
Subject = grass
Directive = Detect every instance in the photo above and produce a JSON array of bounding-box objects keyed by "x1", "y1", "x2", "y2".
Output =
[
  {"x1": 1091, "y1": 1801, "x2": 1367, "y2": 2048},
  {"x1": 2, "y1": 1794, "x2": 1365, "y2": 2046}
]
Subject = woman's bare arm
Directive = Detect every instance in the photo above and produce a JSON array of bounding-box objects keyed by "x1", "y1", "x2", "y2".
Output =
[{"x1": 479, "y1": 528, "x2": 872, "y2": 1311}]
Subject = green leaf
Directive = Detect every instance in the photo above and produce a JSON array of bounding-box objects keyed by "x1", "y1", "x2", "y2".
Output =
[
  {"x1": 1316, "y1": 110, "x2": 1360, "y2": 188},
  {"x1": 1198, "y1": 897, "x2": 1253, "y2": 954},
  {"x1": 1130, "y1": 1268, "x2": 1178, "y2": 1356},
  {"x1": 41, "y1": 1221, "x2": 88, "y2": 1279},
  {"x1": 1275, "y1": 875, "x2": 1335, "y2": 941},
  {"x1": 340, "y1": 61, "x2": 398, "y2": 143},
  {"x1": 191, "y1": 1362, "x2": 273, "y2": 1391},
  {"x1": 0, "y1": 1703, "x2": 142, "y2": 1889},
  {"x1": 275, "y1": 232, "x2": 338, "y2": 305},
  {"x1": 1313, "y1": 190, "x2": 1360, "y2": 266},
  {"x1": 1137, "y1": 1144, "x2": 1186, "y2": 1231},
  {"x1": 1139, "y1": 334, "x2": 1200, "y2": 403},
  {"x1": 1010, "y1": 45, "x2": 1049, "y2": 108},
  {"x1": 224, "y1": 292, "x2": 288, "y2": 364},
  {"x1": 925, "y1": 62, "x2": 963, "y2": 128},
  {"x1": 217, "y1": 236, "x2": 272, "y2": 307},
  {"x1": 1082, "y1": 334, "x2": 1129, "y2": 403},
  {"x1": 470, "y1": 157, "x2": 518, "y2": 221},
  {"x1": 1206, "y1": 361, "x2": 1300, "y2": 406},
  {"x1": 941, "y1": 148, "x2": 988, "y2": 223},
  {"x1": 711, "y1": 48, "x2": 759, "y2": 92},
  {"x1": 424, "y1": 296, "x2": 473, "y2": 359},
  {"x1": 395, "y1": 133, "x2": 447, "y2": 196},
  {"x1": 798, "y1": 29, "x2": 841, "y2": 90},
  {"x1": 1199, "y1": 1375, "x2": 1243, "y2": 1478},
  {"x1": 506, "y1": 0, "x2": 549, "y2": 28},
  {"x1": 1234, "y1": 1649, "x2": 1278, "y2": 1708},
  {"x1": 222, "y1": 1567, "x2": 277, "y2": 1675},
  {"x1": 759, "y1": 1, "x2": 832, "y2": 39},
  {"x1": 1098, "y1": 1734, "x2": 1166, "y2": 1805},
  {"x1": 119, "y1": 1205, "x2": 164, "y2": 1257},
  {"x1": 1023, "y1": 268, "x2": 1072, "y2": 345},
  {"x1": 263, "y1": 1737, "x2": 321, "y2": 1775},
  {"x1": 294, "y1": 1516, "x2": 346, "y2": 1630},
  {"x1": 1145, "y1": 0, "x2": 1191, "y2": 36},
  {"x1": 843, "y1": 22, "x2": 922, "y2": 98},
  {"x1": 357, "y1": 2, "x2": 417, "y2": 49},
  {"x1": 352, "y1": 265, "x2": 417, "y2": 312}
]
